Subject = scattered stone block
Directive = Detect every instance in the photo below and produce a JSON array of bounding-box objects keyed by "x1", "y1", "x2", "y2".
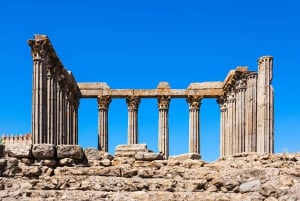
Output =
[
  {"x1": 100, "y1": 159, "x2": 111, "y2": 167},
  {"x1": 84, "y1": 147, "x2": 102, "y2": 160},
  {"x1": 22, "y1": 166, "x2": 41, "y2": 177},
  {"x1": 32, "y1": 144, "x2": 55, "y2": 159},
  {"x1": 169, "y1": 153, "x2": 201, "y2": 160},
  {"x1": 135, "y1": 152, "x2": 164, "y2": 161},
  {"x1": 57, "y1": 145, "x2": 84, "y2": 160},
  {"x1": 239, "y1": 179, "x2": 261, "y2": 193},
  {"x1": 59, "y1": 158, "x2": 74, "y2": 166},
  {"x1": 5, "y1": 144, "x2": 32, "y2": 158},
  {"x1": 115, "y1": 144, "x2": 148, "y2": 157}
]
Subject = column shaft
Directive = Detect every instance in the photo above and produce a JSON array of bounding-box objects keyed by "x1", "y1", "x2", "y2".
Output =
[
  {"x1": 245, "y1": 74, "x2": 257, "y2": 152},
  {"x1": 97, "y1": 96, "x2": 111, "y2": 151},
  {"x1": 158, "y1": 96, "x2": 170, "y2": 158},
  {"x1": 257, "y1": 56, "x2": 274, "y2": 153},
  {"x1": 126, "y1": 96, "x2": 140, "y2": 144},
  {"x1": 187, "y1": 96, "x2": 201, "y2": 154}
]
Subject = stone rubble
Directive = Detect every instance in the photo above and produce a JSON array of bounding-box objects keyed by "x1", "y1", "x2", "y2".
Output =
[{"x1": 0, "y1": 144, "x2": 299, "y2": 200}]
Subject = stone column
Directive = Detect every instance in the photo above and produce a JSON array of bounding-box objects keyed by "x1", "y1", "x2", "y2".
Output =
[
  {"x1": 73, "y1": 98, "x2": 78, "y2": 145},
  {"x1": 257, "y1": 56, "x2": 274, "y2": 153},
  {"x1": 158, "y1": 95, "x2": 171, "y2": 158},
  {"x1": 187, "y1": 96, "x2": 202, "y2": 154},
  {"x1": 56, "y1": 79, "x2": 63, "y2": 145},
  {"x1": 217, "y1": 97, "x2": 227, "y2": 156},
  {"x1": 235, "y1": 76, "x2": 247, "y2": 153},
  {"x1": 28, "y1": 37, "x2": 48, "y2": 144},
  {"x1": 245, "y1": 73, "x2": 257, "y2": 152},
  {"x1": 97, "y1": 95, "x2": 111, "y2": 151},
  {"x1": 46, "y1": 64, "x2": 57, "y2": 144},
  {"x1": 126, "y1": 96, "x2": 140, "y2": 144},
  {"x1": 226, "y1": 87, "x2": 236, "y2": 155}
]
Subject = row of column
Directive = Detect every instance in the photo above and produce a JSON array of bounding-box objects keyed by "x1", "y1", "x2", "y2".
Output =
[
  {"x1": 218, "y1": 56, "x2": 274, "y2": 156},
  {"x1": 97, "y1": 95, "x2": 202, "y2": 158},
  {"x1": 29, "y1": 35, "x2": 81, "y2": 145}
]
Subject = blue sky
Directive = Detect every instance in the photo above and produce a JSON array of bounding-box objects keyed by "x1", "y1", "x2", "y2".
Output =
[{"x1": 0, "y1": 1, "x2": 299, "y2": 161}]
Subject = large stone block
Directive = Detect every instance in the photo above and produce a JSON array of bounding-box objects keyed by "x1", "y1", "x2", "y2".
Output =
[
  {"x1": 5, "y1": 144, "x2": 32, "y2": 158},
  {"x1": 84, "y1": 147, "x2": 102, "y2": 160},
  {"x1": 32, "y1": 144, "x2": 55, "y2": 159},
  {"x1": 168, "y1": 153, "x2": 201, "y2": 160},
  {"x1": 57, "y1": 145, "x2": 84, "y2": 160},
  {"x1": 115, "y1": 144, "x2": 148, "y2": 158},
  {"x1": 135, "y1": 152, "x2": 164, "y2": 161}
]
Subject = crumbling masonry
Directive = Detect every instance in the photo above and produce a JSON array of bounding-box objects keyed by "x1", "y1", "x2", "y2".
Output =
[{"x1": 28, "y1": 34, "x2": 274, "y2": 158}]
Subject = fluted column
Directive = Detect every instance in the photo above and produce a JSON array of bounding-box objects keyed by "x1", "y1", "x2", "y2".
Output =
[
  {"x1": 257, "y1": 56, "x2": 274, "y2": 153},
  {"x1": 28, "y1": 37, "x2": 48, "y2": 144},
  {"x1": 46, "y1": 64, "x2": 57, "y2": 144},
  {"x1": 236, "y1": 76, "x2": 247, "y2": 153},
  {"x1": 245, "y1": 73, "x2": 257, "y2": 152},
  {"x1": 97, "y1": 96, "x2": 111, "y2": 151},
  {"x1": 226, "y1": 87, "x2": 236, "y2": 155},
  {"x1": 187, "y1": 96, "x2": 202, "y2": 154},
  {"x1": 158, "y1": 95, "x2": 171, "y2": 158},
  {"x1": 56, "y1": 79, "x2": 63, "y2": 145},
  {"x1": 217, "y1": 97, "x2": 227, "y2": 156},
  {"x1": 126, "y1": 96, "x2": 140, "y2": 144}
]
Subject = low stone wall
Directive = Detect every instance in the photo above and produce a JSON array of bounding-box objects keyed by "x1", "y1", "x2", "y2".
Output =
[{"x1": 0, "y1": 144, "x2": 299, "y2": 200}]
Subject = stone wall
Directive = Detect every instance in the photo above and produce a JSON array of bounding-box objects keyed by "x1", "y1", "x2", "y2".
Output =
[
  {"x1": 1, "y1": 133, "x2": 32, "y2": 145},
  {"x1": 0, "y1": 143, "x2": 299, "y2": 200}
]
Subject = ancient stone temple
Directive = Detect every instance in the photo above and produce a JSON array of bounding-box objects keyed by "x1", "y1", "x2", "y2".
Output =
[{"x1": 28, "y1": 34, "x2": 274, "y2": 158}]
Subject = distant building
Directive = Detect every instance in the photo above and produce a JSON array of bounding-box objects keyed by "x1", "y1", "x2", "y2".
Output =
[{"x1": 2, "y1": 133, "x2": 32, "y2": 145}]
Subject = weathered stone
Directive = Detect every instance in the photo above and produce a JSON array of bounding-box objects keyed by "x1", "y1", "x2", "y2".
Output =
[
  {"x1": 5, "y1": 144, "x2": 32, "y2": 158},
  {"x1": 100, "y1": 159, "x2": 111, "y2": 167},
  {"x1": 57, "y1": 145, "x2": 84, "y2": 160},
  {"x1": 84, "y1": 147, "x2": 102, "y2": 160},
  {"x1": 115, "y1": 144, "x2": 148, "y2": 157},
  {"x1": 239, "y1": 179, "x2": 261, "y2": 193},
  {"x1": 169, "y1": 153, "x2": 201, "y2": 161},
  {"x1": 182, "y1": 159, "x2": 205, "y2": 168},
  {"x1": 59, "y1": 158, "x2": 74, "y2": 166},
  {"x1": 23, "y1": 166, "x2": 41, "y2": 177},
  {"x1": 135, "y1": 152, "x2": 164, "y2": 161},
  {"x1": 41, "y1": 159, "x2": 57, "y2": 167},
  {"x1": 101, "y1": 152, "x2": 114, "y2": 160},
  {"x1": 32, "y1": 144, "x2": 55, "y2": 159}
]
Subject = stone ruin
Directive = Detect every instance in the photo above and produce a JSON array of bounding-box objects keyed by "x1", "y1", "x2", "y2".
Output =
[
  {"x1": 1, "y1": 35, "x2": 299, "y2": 201},
  {"x1": 27, "y1": 34, "x2": 274, "y2": 159}
]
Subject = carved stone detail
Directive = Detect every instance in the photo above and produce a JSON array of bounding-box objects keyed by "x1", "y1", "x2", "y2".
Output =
[
  {"x1": 187, "y1": 96, "x2": 202, "y2": 110},
  {"x1": 158, "y1": 96, "x2": 171, "y2": 110},
  {"x1": 97, "y1": 96, "x2": 111, "y2": 110},
  {"x1": 126, "y1": 96, "x2": 140, "y2": 110}
]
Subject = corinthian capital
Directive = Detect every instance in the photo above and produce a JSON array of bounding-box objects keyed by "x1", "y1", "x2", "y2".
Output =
[
  {"x1": 158, "y1": 96, "x2": 171, "y2": 110},
  {"x1": 187, "y1": 96, "x2": 202, "y2": 110},
  {"x1": 126, "y1": 96, "x2": 140, "y2": 110},
  {"x1": 97, "y1": 96, "x2": 112, "y2": 110},
  {"x1": 236, "y1": 76, "x2": 247, "y2": 92},
  {"x1": 28, "y1": 35, "x2": 49, "y2": 61}
]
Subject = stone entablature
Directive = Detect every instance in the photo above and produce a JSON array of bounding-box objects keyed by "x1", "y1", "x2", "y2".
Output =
[
  {"x1": 28, "y1": 34, "x2": 274, "y2": 159},
  {"x1": 78, "y1": 81, "x2": 224, "y2": 98}
]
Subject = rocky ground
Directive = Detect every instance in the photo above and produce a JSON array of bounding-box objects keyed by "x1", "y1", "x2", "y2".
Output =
[{"x1": 0, "y1": 144, "x2": 299, "y2": 200}]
